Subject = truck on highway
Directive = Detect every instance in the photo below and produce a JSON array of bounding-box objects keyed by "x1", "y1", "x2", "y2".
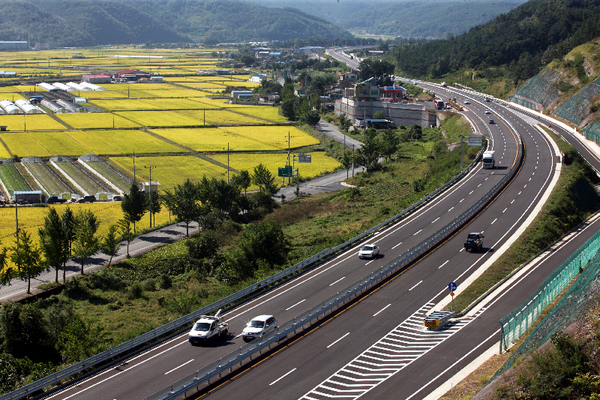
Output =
[
  {"x1": 434, "y1": 99, "x2": 445, "y2": 109},
  {"x1": 464, "y1": 232, "x2": 484, "y2": 252},
  {"x1": 482, "y1": 150, "x2": 495, "y2": 169},
  {"x1": 188, "y1": 310, "x2": 229, "y2": 345}
]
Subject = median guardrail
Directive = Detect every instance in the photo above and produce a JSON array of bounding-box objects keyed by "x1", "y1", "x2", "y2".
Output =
[{"x1": 147, "y1": 130, "x2": 524, "y2": 400}]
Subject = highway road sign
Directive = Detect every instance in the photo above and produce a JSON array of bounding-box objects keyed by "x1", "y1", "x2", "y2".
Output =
[
  {"x1": 448, "y1": 282, "x2": 457, "y2": 292},
  {"x1": 278, "y1": 166, "x2": 293, "y2": 177}
]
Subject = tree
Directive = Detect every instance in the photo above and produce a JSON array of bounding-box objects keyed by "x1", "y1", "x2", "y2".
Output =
[
  {"x1": 356, "y1": 129, "x2": 382, "y2": 173},
  {"x1": 149, "y1": 191, "x2": 161, "y2": 228},
  {"x1": 238, "y1": 221, "x2": 290, "y2": 267},
  {"x1": 252, "y1": 163, "x2": 278, "y2": 195},
  {"x1": 341, "y1": 150, "x2": 353, "y2": 179},
  {"x1": 57, "y1": 315, "x2": 106, "y2": 363},
  {"x1": 358, "y1": 59, "x2": 395, "y2": 86},
  {"x1": 38, "y1": 208, "x2": 67, "y2": 283},
  {"x1": 10, "y1": 230, "x2": 44, "y2": 294},
  {"x1": 100, "y1": 225, "x2": 120, "y2": 266},
  {"x1": 231, "y1": 170, "x2": 251, "y2": 195},
  {"x1": 162, "y1": 179, "x2": 202, "y2": 237},
  {"x1": 121, "y1": 182, "x2": 148, "y2": 233},
  {"x1": 338, "y1": 114, "x2": 352, "y2": 134},
  {"x1": 117, "y1": 219, "x2": 134, "y2": 258},
  {"x1": 380, "y1": 129, "x2": 400, "y2": 162},
  {"x1": 61, "y1": 207, "x2": 75, "y2": 283},
  {"x1": 0, "y1": 242, "x2": 13, "y2": 287},
  {"x1": 72, "y1": 209, "x2": 100, "y2": 274},
  {"x1": 187, "y1": 231, "x2": 221, "y2": 274}
]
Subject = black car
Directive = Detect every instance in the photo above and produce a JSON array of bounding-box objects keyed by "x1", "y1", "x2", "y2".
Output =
[
  {"x1": 78, "y1": 195, "x2": 96, "y2": 203},
  {"x1": 46, "y1": 195, "x2": 67, "y2": 204}
]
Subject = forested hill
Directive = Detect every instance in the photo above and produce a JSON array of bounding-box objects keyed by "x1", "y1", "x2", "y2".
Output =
[
  {"x1": 0, "y1": 0, "x2": 352, "y2": 47},
  {"x1": 244, "y1": 0, "x2": 527, "y2": 39},
  {"x1": 390, "y1": 0, "x2": 600, "y2": 82}
]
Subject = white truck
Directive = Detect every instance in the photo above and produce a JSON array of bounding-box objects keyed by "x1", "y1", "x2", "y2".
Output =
[
  {"x1": 188, "y1": 310, "x2": 229, "y2": 345},
  {"x1": 482, "y1": 150, "x2": 495, "y2": 169}
]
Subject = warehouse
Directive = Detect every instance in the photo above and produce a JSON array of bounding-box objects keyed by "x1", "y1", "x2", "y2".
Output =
[
  {"x1": 82, "y1": 74, "x2": 111, "y2": 84},
  {"x1": 0, "y1": 41, "x2": 28, "y2": 50}
]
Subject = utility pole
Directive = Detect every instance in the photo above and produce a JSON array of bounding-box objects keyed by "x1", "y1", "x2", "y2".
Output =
[
  {"x1": 227, "y1": 142, "x2": 230, "y2": 183},
  {"x1": 352, "y1": 144, "x2": 355, "y2": 178},
  {"x1": 131, "y1": 151, "x2": 136, "y2": 183},
  {"x1": 145, "y1": 165, "x2": 156, "y2": 228}
]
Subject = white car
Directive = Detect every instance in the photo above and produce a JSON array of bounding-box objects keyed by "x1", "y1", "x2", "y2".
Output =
[
  {"x1": 464, "y1": 100, "x2": 470, "y2": 104},
  {"x1": 242, "y1": 315, "x2": 277, "y2": 342},
  {"x1": 358, "y1": 244, "x2": 380, "y2": 259},
  {"x1": 484, "y1": 110, "x2": 491, "y2": 114}
]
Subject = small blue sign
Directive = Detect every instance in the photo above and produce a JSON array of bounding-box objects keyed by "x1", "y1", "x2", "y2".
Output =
[{"x1": 448, "y1": 282, "x2": 457, "y2": 292}]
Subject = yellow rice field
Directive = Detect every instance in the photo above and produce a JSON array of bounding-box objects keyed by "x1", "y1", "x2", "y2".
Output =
[
  {"x1": 235, "y1": 107, "x2": 289, "y2": 123},
  {"x1": 221, "y1": 126, "x2": 320, "y2": 149},
  {"x1": 91, "y1": 98, "x2": 221, "y2": 112},
  {"x1": 209, "y1": 152, "x2": 341, "y2": 184},
  {"x1": 148, "y1": 127, "x2": 279, "y2": 152},
  {"x1": 115, "y1": 109, "x2": 263, "y2": 127},
  {"x1": 0, "y1": 141, "x2": 12, "y2": 158},
  {"x1": 56, "y1": 113, "x2": 141, "y2": 129},
  {"x1": 79, "y1": 130, "x2": 186, "y2": 154},
  {"x1": 109, "y1": 155, "x2": 227, "y2": 190},
  {"x1": 0, "y1": 114, "x2": 67, "y2": 131}
]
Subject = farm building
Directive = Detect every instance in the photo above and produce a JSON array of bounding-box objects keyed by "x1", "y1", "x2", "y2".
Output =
[
  {"x1": 56, "y1": 99, "x2": 82, "y2": 112},
  {"x1": 249, "y1": 74, "x2": 267, "y2": 83},
  {"x1": 231, "y1": 90, "x2": 254, "y2": 99},
  {"x1": 0, "y1": 41, "x2": 28, "y2": 50},
  {"x1": 141, "y1": 181, "x2": 160, "y2": 193},
  {"x1": 37, "y1": 82, "x2": 58, "y2": 91},
  {"x1": 112, "y1": 69, "x2": 151, "y2": 82},
  {"x1": 82, "y1": 74, "x2": 111, "y2": 84},
  {"x1": 0, "y1": 71, "x2": 17, "y2": 78},
  {"x1": 149, "y1": 76, "x2": 163, "y2": 82},
  {"x1": 0, "y1": 100, "x2": 21, "y2": 114},
  {"x1": 15, "y1": 99, "x2": 41, "y2": 114},
  {"x1": 14, "y1": 190, "x2": 43, "y2": 204},
  {"x1": 79, "y1": 82, "x2": 105, "y2": 91}
]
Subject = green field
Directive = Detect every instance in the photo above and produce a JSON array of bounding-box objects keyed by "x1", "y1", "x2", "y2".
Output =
[
  {"x1": 0, "y1": 163, "x2": 30, "y2": 196},
  {"x1": 23, "y1": 162, "x2": 71, "y2": 196},
  {"x1": 84, "y1": 161, "x2": 131, "y2": 193},
  {"x1": 53, "y1": 161, "x2": 106, "y2": 195}
]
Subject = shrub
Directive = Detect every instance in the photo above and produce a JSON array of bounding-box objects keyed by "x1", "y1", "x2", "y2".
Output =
[
  {"x1": 141, "y1": 278, "x2": 156, "y2": 292},
  {"x1": 128, "y1": 283, "x2": 143, "y2": 300},
  {"x1": 156, "y1": 274, "x2": 172, "y2": 290}
]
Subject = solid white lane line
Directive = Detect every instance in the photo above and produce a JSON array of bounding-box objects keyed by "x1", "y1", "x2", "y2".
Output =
[
  {"x1": 327, "y1": 333, "x2": 350, "y2": 349},
  {"x1": 286, "y1": 299, "x2": 306, "y2": 311},
  {"x1": 438, "y1": 260, "x2": 449, "y2": 269},
  {"x1": 165, "y1": 359, "x2": 195, "y2": 375},
  {"x1": 270, "y1": 368, "x2": 297, "y2": 386},
  {"x1": 329, "y1": 277, "x2": 346, "y2": 286},
  {"x1": 409, "y1": 280, "x2": 423, "y2": 291},
  {"x1": 373, "y1": 304, "x2": 391, "y2": 317}
]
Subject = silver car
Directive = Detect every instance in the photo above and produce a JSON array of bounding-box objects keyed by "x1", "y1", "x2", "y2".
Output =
[{"x1": 358, "y1": 244, "x2": 380, "y2": 259}]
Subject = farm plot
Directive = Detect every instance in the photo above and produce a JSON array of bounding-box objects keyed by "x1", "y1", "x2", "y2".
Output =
[
  {"x1": 56, "y1": 113, "x2": 141, "y2": 129},
  {"x1": 192, "y1": 98, "x2": 252, "y2": 108},
  {"x1": 235, "y1": 107, "x2": 289, "y2": 123},
  {"x1": 110, "y1": 155, "x2": 227, "y2": 191},
  {"x1": 91, "y1": 98, "x2": 220, "y2": 112},
  {"x1": 29, "y1": 131, "x2": 92, "y2": 156},
  {"x1": 149, "y1": 127, "x2": 279, "y2": 152},
  {"x1": 114, "y1": 111, "x2": 205, "y2": 127},
  {"x1": 23, "y1": 161, "x2": 71, "y2": 196},
  {"x1": 209, "y1": 152, "x2": 341, "y2": 186},
  {"x1": 175, "y1": 82, "x2": 228, "y2": 91},
  {"x1": 0, "y1": 142, "x2": 10, "y2": 159},
  {"x1": 1, "y1": 132, "x2": 53, "y2": 157},
  {"x1": 201, "y1": 110, "x2": 264, "y2": 125},
  {"x1": 52, "y1": 161, "x2": 107, "y2": 196},
  {"x1": 0, "y1": 114, "x2": 67, "y2": 131},
  {"x1": 0, "y1": 163, "x2": 29, "y2": 196},
  {"x1": 82, "y1": 130, "x2": 186, "y2": 155},
  {"x1": 221, "y1": 126, "x2": 320, "y2": 150},
  {"x1": 84, "y1": 161, "x2": 131, "y2": 193}
]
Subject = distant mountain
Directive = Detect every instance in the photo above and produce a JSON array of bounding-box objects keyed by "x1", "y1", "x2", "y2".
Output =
[
  {"x1": 0, "y1": 0, "x2": 352, "y2": 47},
  {"x1": 243, "y1": 0, "x2": 527, "y2": 39},
  {"x1": 389, "y1": 0, "x2": 600, "y2": 80}
]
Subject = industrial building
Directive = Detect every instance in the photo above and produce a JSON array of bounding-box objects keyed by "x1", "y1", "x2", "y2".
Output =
[
  {"x1": 335, "y1": 78, "x2": 437, "y2": 129},
  {"x1": 82, "y1": 74, "x2": 111, "y2": 84},
  {"x1": 0, "y1": 41, "x2": 28, "y2": 50}
]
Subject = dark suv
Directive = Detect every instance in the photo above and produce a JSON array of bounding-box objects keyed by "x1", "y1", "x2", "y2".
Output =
[
  {"x1": 46, "y1": 195, "x2": 67, "y2": 204},
  {"x1": 78, "y1": 195, "x2": 96, "y2": 203}
]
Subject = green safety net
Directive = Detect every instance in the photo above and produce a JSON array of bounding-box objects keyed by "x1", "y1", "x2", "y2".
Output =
[
  {"x1": 510, "y1": 67, "x2": 560, "y2": 109},
  {"x1": 493, "y1": 228, "x2": 600, "y2": 379},
  {"x1": 584, "y1": 120, "x2": 600, "y2": 144}
]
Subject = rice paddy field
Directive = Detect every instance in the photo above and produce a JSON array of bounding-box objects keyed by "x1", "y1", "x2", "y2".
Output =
[{"x1": 0, "y1": 46, "x2": 340, "y2": 206}]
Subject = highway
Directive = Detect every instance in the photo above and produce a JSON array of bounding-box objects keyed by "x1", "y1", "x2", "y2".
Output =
[
  {"x1": 47, "y1": 80, "x2": 551, "y2": 400},
  {"x1": 188, "y1": 86, "x2": 569, "y2": 399}
]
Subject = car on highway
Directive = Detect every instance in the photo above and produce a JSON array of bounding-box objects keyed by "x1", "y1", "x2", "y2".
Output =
[
  {"x1": 464, "y1": 100, "x2": 470, "y2": 104},
  {"x1": 188, "y1": 313, "x2": 228, "y2": 345},
  {"x1": 489, "y1": 119, "x2": 495, "y2": 124},
  {"x1": 242, "y1": 315, "x2": 277, "y2": 342},
  {"x1": 484, "y1": 110, "x2": 491, "y2": 114},
  {"x1": 358, "y1": 244, "x2": 380, "y2": 259}
]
